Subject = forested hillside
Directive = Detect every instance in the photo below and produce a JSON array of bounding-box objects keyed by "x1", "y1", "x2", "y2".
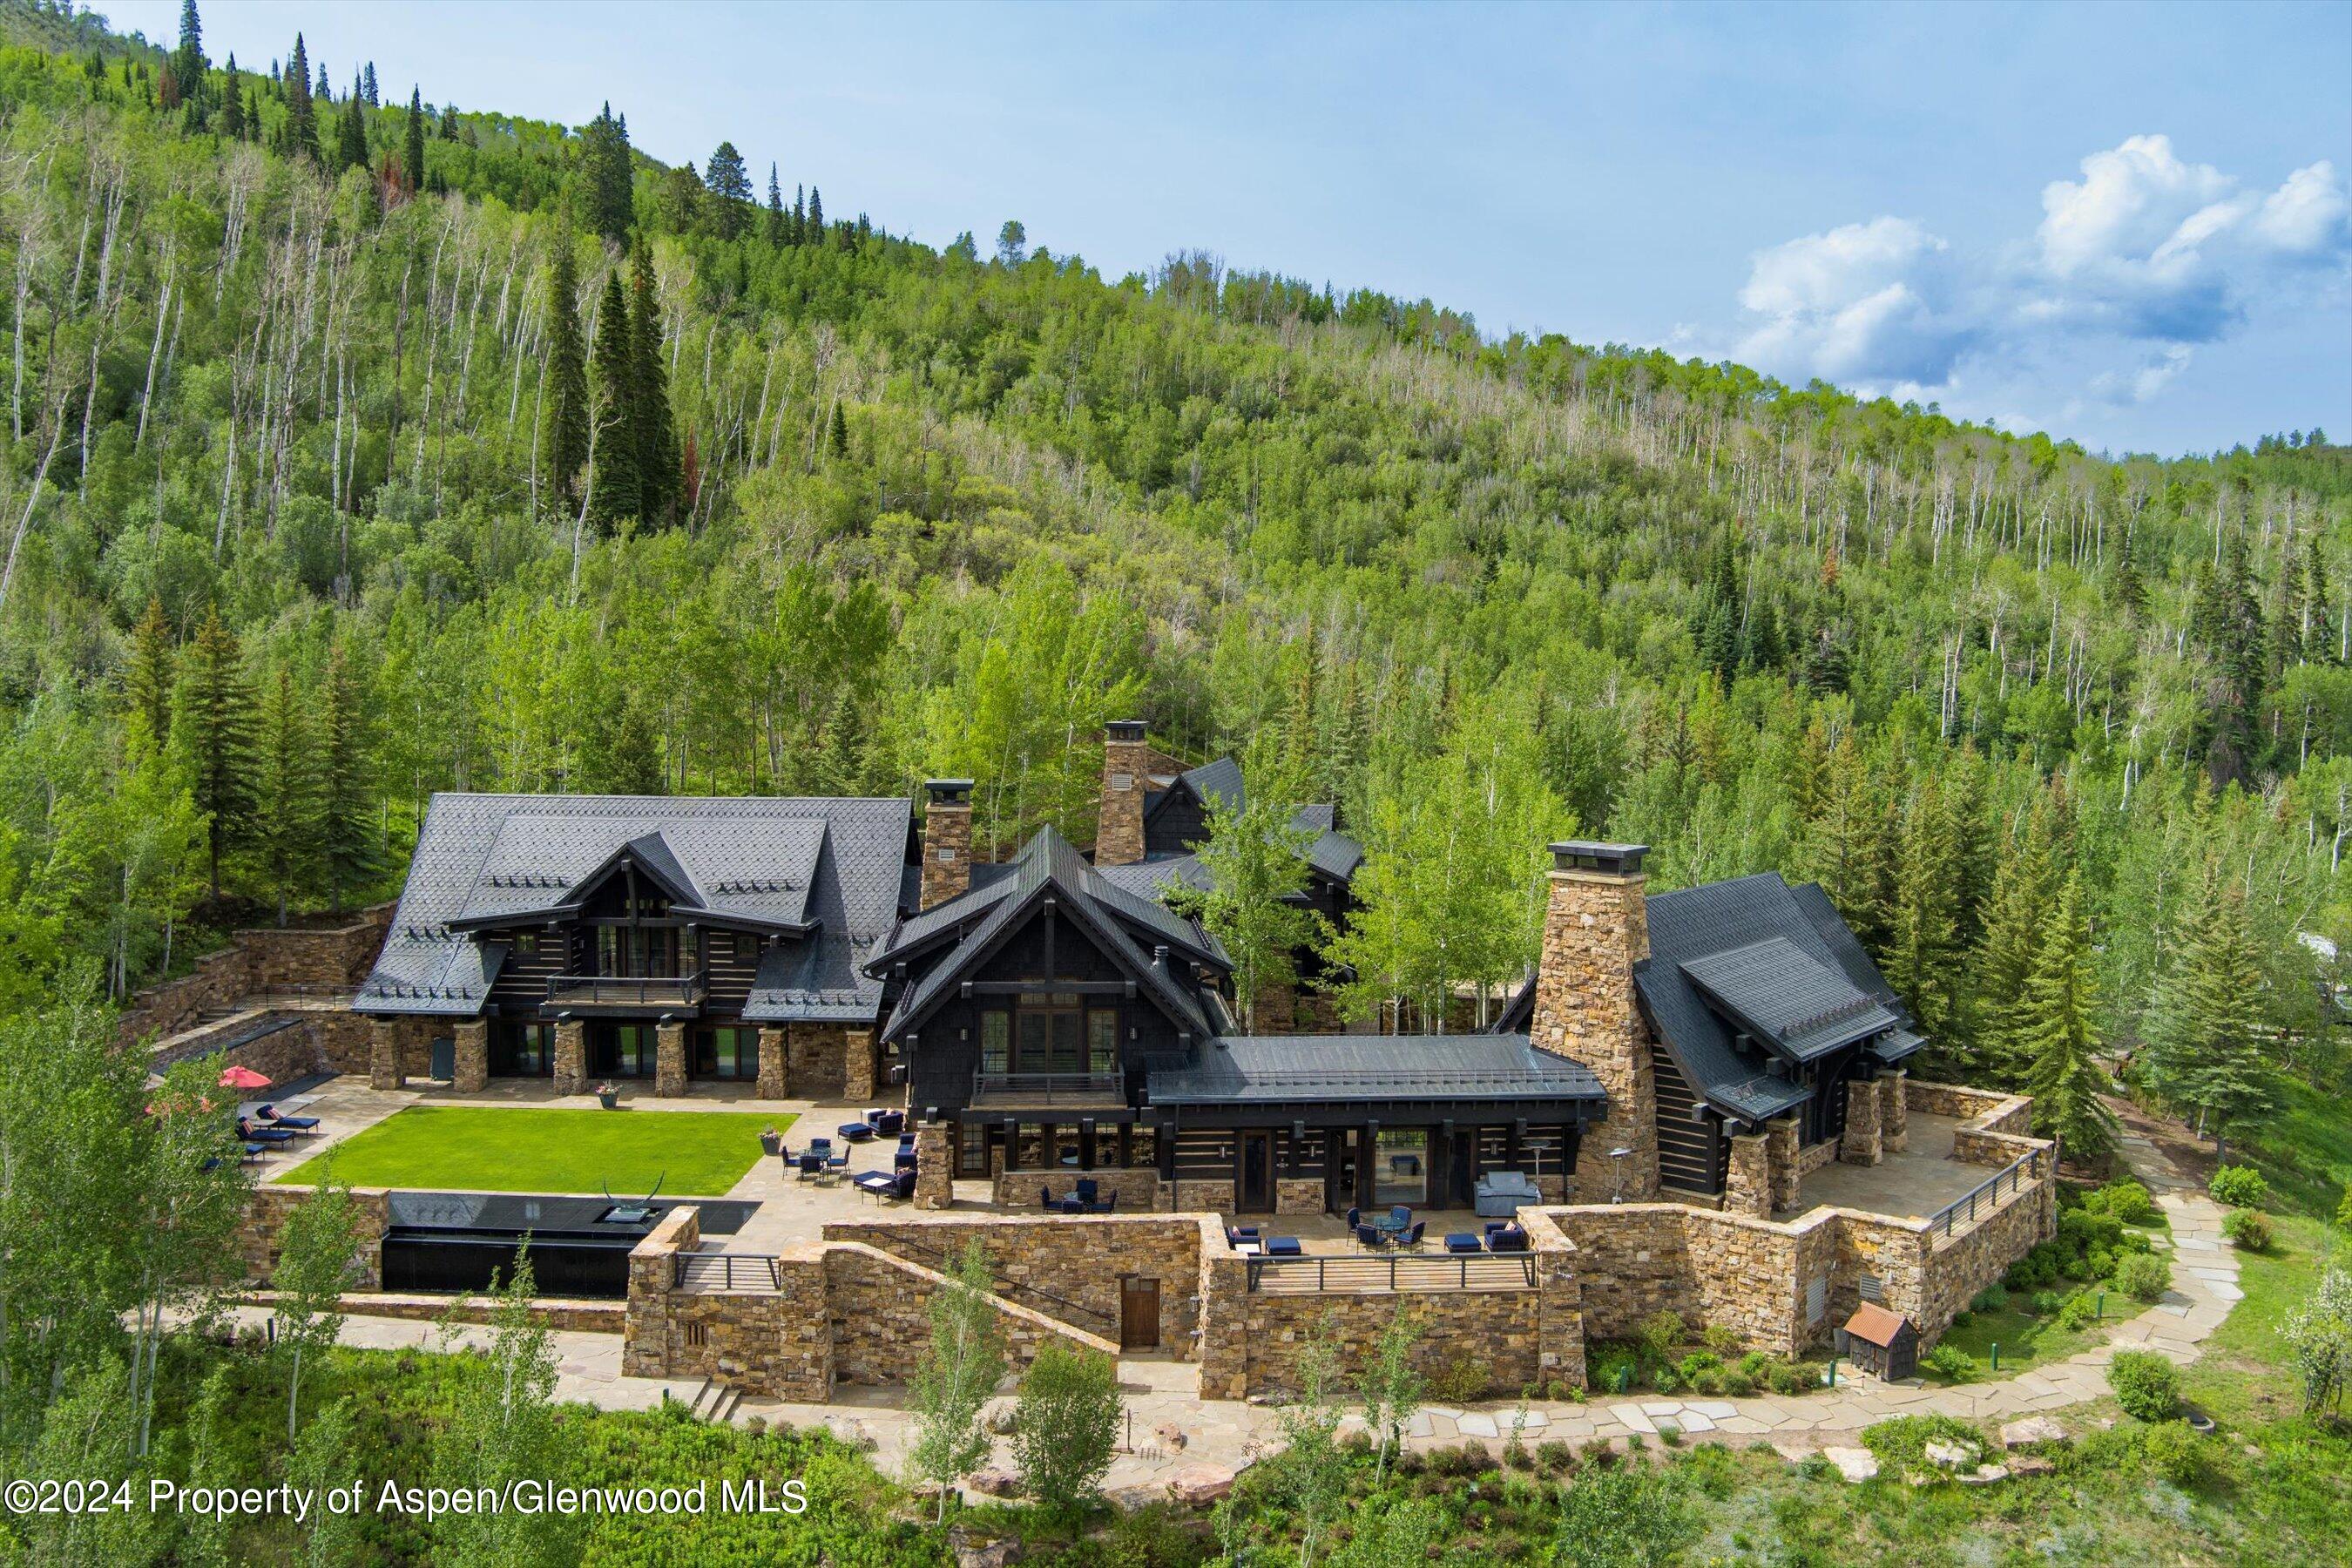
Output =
[{"x1": 0, "y1": 1, "x2": 2346, "y2": 1150}]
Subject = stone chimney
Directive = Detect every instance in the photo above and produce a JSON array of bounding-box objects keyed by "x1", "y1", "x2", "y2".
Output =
[
  {"x1": 1529, "y1": 841, "x2": 1659, "y2": 1203},
  {"x1": 1096, "y1": 720, "x2": 1150, "y2": 867},
  {"x1": 919, "y1": 780, "x2": 973, "y2": 910}
]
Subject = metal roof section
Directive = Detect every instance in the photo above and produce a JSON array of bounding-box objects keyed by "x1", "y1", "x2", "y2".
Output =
[
  {"x1": 1789, "y1": 881, "x2": 1912, "y2": 1019},
  {"x1": 1150, "y1": 1033, "x2": 1606, "y2": 1107},
  {"x1": 1678, "y1": 936, "x2": 1903, "y2": 1062},
  {"x1": 877, "y1": 825, "x2": 1226, "y2": 1045},
  {"x1": 358, "y1": 794, "x2": 910, "y2": 1020}
]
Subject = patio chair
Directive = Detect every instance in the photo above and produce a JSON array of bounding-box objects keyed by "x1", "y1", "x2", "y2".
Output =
[
  {"x1": 824, "y1": 1148, "x2": 851, "y2": 1178},
  {"x1": 256, "y1": 1104, "x2": 320, "y2": 1134},
  {"x1": 1388, "y1": 1205, "x2": 1413, "y2": 1230},
  {"x1": 1344, "y1": 1206, "x2": 1361, "y2": 1233},
  {"x1": 894, "y1": 1147, "x2": 919, "y2": 1173},
  {"x1": 1266, "y1": 1236, "x2": 1303, "y2": 1257},
  {"x1": 1355, "y1": 1223, "x2": 1389, "y2": 1250},
  {"x1": 1401, "y1": 1220, "x2": 1425, "y2": 1249},
  {"x1": 1040, "y1": 1184, "x2": 1058, "y2": 1211},
  {"x1": 1489, "y1": 1225, "x2": 1530, "y2": 1253},
  {"x1": 1227, "y1": 1226, "x2": 1260, "y2": 1247},
  {"x1": 237, "y1": 1118, "x2": 295, "y2": 1146},
  {"x1": 795, "y1": 1152, "x2": 823, "y2": 1180},
  {"x1": 1074, "y1": 1178, "x2": 1098, "y2": 1205},
  {"x1": 868, "y1": 1109, "x2": 905, "y2": 1138},
  {"x1": 1058, "y1": 1195, "x2": 1088, "y2": 1215},
  {"x1": 1093, "y1": 1191, "x2": 1119, "y2": 1213}
]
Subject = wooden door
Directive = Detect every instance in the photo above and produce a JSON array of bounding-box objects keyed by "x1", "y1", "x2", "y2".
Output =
[
  {"x1": 1238, "y1": 1132, "x2": 1274, "y2": 1213},
  {"x1": 1119, "y1": 1274, "x2": 1160, "y2": 1351}
]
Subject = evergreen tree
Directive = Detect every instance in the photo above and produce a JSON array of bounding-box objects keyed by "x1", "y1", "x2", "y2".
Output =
[
  {"x1": 172, "y1": 0, "x2": 206, "y2": 109},
  {"x1": 2018, "y1": 873, "x2": 2118, "y2": 1161},
  {"x1": 335, "y1": 80, "x2": 367, "y2": 174},
  {"x1": 172, "y1": 609, "x2": 258, "y2": 901},
  {"x1": 704, "y1": 141, "x2": 751, "y2": 238},
  {"x1": 589, "y1": 270, "x2": 639, "y2": 524},
  {"x1": 581, "y1": 103, "x2": 633, "y2": 240},
  {"x1": 1888, "y1": 769, "x2": 1964, "y2": 1045},
  {"x1": 220, "y1": 59, "x2": 243, "y2": 139},
  {"x1": 2304, "y1": 534, "x2": 2334, "y2": 665},
  {"x1": 627, "y1": 242, "x2": 677, "y2": 525},
  {"x1": 402, "y1": 86, "x2": 425, "y2": 195},
  {"x1": 283, "y1": 32, "x2": 317, "y2": 162},
  {"x1": 2144, "y1": 869, "x2": 2275, "y2": 1152},
  {"x1": 807, "y1": 185, "x2": 823, "y2": 240},
  {"x1": 124, "y1": 598, "x2": 175, "y2": 749},
  {"x1": 1800, "y1": 735, "x2": 1892, "y2": 956},
  {"x1": 2191, "y1": 532, "x2": 2268, "y2": 785},
  {"x1": 1973, "y1": 789, "x2": 2062, "y2": 1084},
  {"x1": 362, "y1": 62, "x2": 378, "y2": 105},
  {"x1": 317, "y1": 644, "x2": 380, "y2": 913},
  {"x1": 539, "y1": 242, "x2": 590, "y2": 516},
  {"x1": 254, "y1": 666, "x2": 322, "y2": 925},
  {"x1": 765, "y1": 163, "x2": 784, "y2": 246},
  {"x1": 828, "y1": 399, "x2": 849, "y2": 461},
  {"x1": 794, "y1": 183, "x2": 807, "y2": 244}
]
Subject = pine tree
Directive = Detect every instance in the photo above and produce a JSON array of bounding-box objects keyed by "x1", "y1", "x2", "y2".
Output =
[
  {"x1": 1800, "y1": 735, "x2": 1893, "y2": 956},
  {"x1": 316, "y1": 644, "x2": 380, "y2": 913},
  {"x1": 2112, "y1": 523, "x2": 2146, "y2": 621},
  {"x1": 402, "y1": 86, "x2": 425, "y2": 196},
  {"x1": 254, "y1": 666, "x2": 323, "y2": 926},
  {"x1": 793, "y1": 183, "x2": 807, "y2": 245},
  {"x1": 1888, "y1": 769, "x2": 1963, "y2": 1044},
  {"x1": 2144, "y1": 869, "x2": 2275, "y2": 1152},
  {"x1": 220, "y1": 60, "x2": 244, "y2": 139},
  {"x1": 172, "y1": 0, "x2": 206, "y2": 109},
  {"x1": 589, "y1": 270, "x2": 639, "y2": 525},
  {"x1": 539, "y1": 242, "x2": 590, "y2": 516},
  {"x1": 704, "y1": 141, "x2": 751, "y2": 239},
  {"x1": 2304, "y1": 534, "x2": 2334, "y2": 665},
  {"x1": 124, "y1": 598, "x2": 175, "y2": 749},
  {"x1": 828, "y1": 399, "x2": 849, "y2": 461},
  {"x1": 2018, "y1": 873, "x2": 2118, "y2": 1161},
  {"x1": 765, "y1": 164, "x2": 784, "y2": 246},
  {"x1": 627, "y1": 242, "x2": 678, "y2": 525},
  {"x1": 582, "y1": 103, "x2": 633, "y2": 240},
  {"x1": 1974, "y1": 790, "x2": 2062, "y2": 1083},
  {"x1": 284, "y1": 33, "x2": 318, "y2": 162},
  {"x1": 172, "y1": 608, "x2": 259, "y2": 901},
  {"x1": 361, "y1": 62, "x2": 378, "y2": 106},
  {"x1": 807, "y1": 186, "x2": 823, "y2": 240},
  {"x1": 336, "y1": 80, "x2": 368, "y2": 174}
]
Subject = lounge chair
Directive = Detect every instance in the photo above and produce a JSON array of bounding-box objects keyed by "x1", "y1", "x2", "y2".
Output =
[
  {"x1": 1355, "y1": 1223, "x2": 1389, "y2": 1250},
  {"x1": 868, "y1": 1109, "x2": 905, "y2": 1138},
  {"x1": 1266, "y1": 1236, "x2": 1303, "y2": 1258},
  {"x1": 1227, "y1": 1226, "x2": 1260, "y2": 1247},
  {"x1": 854, "y1": 1169, "x2": 913, "y2": 1203},
  {"x1": 256, "y1": 1104, "x2": 320, "y2": 1134},
  {"x1": 237, "y1": 1118, "x2": 294, "y2": 1145}
]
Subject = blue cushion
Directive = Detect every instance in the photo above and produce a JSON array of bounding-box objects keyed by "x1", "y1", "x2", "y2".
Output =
[{"x1": 1446, "y1": 1233, "x2": 1483, "y2": 1254}]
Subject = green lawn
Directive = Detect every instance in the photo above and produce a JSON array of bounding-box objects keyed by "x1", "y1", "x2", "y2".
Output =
[{"x1": 273, "y1": 1105, "x2": 794, "y2": 1196}]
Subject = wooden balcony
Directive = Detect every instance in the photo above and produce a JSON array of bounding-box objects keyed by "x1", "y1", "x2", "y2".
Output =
[
  {"x1": 544, "y1": 972, "x2": 707, "y2": 1014},
  {"x1": 970, "y1": 1068, "x2": 1127, "y2": 1109}
]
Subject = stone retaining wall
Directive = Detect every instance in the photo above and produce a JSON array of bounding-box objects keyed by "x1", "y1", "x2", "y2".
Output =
[
  {"x1": 235, "y1": 1184, "x2": 391, "y2": 1288},
  {"x1": 118, "y1": 906, "x2": 392, "y2": 1044},
  {"x1": 823, "y1": 1213, "x2": 1211, "y2": 1354},
  {"x1": 823, "y1": 1243, "x2": 1116, "y2": 1385},
  {"x1": 236, "y1": 1289, "x2": 622, "y2": 1333}
]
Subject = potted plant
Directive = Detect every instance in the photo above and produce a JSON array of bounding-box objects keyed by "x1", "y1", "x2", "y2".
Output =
[
  {"x1": 759, "y1": 1126, "x2": 782, "y2": 1157},
  {"x1": 594, "y1": 1080, "x2": 621, "y2": 1110}
]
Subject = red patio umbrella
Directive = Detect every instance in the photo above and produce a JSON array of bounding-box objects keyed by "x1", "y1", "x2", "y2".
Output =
[{"x1": 218, "y1": 1064, "x2": 272, "y2": 1091}]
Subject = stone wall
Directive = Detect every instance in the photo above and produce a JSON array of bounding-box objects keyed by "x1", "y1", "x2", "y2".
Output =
[
  {"x1": 1548, "y1": 1204, "x2": 1811, "y2": 1354},
  {"x1": 823, "y1": 1213, "x2": 1211, "y2": 1354},
  {"x1": 1527, "y1": 857, "x2": 1659, "y2": 1202},
  {"x1": 990, "y1": 1168, "x2": 1168, "y2": 1213},
  {"x1": 1095, "y1": 723, "x2": 1152, "y2": 867},
  {"x1": 1918, "y1": 1173, "x2": 2053, "y2": 1335},
  {"x1": 118, "y1": 905, "x2": 393, "y2": 1044},
  {"x1": 1904, "y1": 1080, "x2": 2031, "y2": 1135},
  {"x1": 1173, "y1": 1179, "x2": 1233, "y2": 1213},
  {"x1": 621, "y1": 1211, "x2": 835, "y2": 1401},
  {"x1": 235, "y1": 1184, "x2": 391, "y2": 1288},
  {"x1": 823, "y1": 1243, "x2": 1115, "y2": 1385},
  {"x1": 786, "y1": 1024, "x2": 849, "y2": 1100}
]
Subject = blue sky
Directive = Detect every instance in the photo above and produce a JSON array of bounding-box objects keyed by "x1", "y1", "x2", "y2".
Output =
[{"x1": 110, "y1": 0, "x2": 2352, "y2": 456}]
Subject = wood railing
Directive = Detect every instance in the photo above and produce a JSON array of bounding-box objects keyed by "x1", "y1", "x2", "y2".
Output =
[
  {"x1": 1245, "y1": 1253, "x2": 1538, "y2": 1294},
  {"x1": 548, "y1": 972, "x2": 707, "y2": 1009}
]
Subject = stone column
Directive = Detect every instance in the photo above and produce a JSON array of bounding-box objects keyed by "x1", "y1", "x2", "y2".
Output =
[
  {"x1": 1531, "y1": 842, "x2": 1659, "y2": 1202},
  {"x1": 552, "y1": 1020, "x2": 586, "y2": 1096},
  {"x1": 368, "y1": 1019, "x2": 407, "y2": 1091},
  {"x1": 755, "y1": 1026, "x2": 788, "y2": 1099},
  {"x1": 913, "y1": 1122, "x2": 953, "y2": 1209},
  {"x1": 1766, "y1": 1114, "x2": 1802, "y2": 1213},
  {"x1": 918, "y1": 780, "x2": 974, "y2": 909},
  {"x1": 452, "y1": 1020, "x2": 490, "y2": 1093},
  {"x1": 1724, "y1": 1130, "x2": 1774, "y2": 1218},
  {"x1": 1877, "y1": 1071, "x2": 1909, "y2": 1153},
  {"x1": 843, "y1": 1027, "x2": 876, "y2": 1104},
  {"x1": 1095, "y1": 720, "x2": 1150, "y2": 866},
  {"x1": 1840, "y1": 1079, "x2": 1883, "y2": 1166},
  {"x1": 654, "y1": 1022, "x2": 688, "y2": 1098}
]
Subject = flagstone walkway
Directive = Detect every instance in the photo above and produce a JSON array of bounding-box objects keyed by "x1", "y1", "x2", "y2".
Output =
[{"x1": 272, "y1": 1110, "x2": 2239, "y2": 1492}]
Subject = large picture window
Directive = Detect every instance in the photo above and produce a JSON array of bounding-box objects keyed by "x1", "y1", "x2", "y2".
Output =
[
  {"x1": 1372, "y1": 1130, "x2": 1429, "y2": 1207},
  {"x1": 980, "y1": 1012, "x2": 1010, "y2": 1075},
  {"x1": 694, "y1": 1025, "x2": 757, "y2": 1080},
  {"x1": 490, "y1": 1019, "x2": 551, "y2": 1077}
]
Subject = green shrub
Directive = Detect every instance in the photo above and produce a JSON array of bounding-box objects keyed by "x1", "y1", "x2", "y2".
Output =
[
  {"x1": 1652, "y1": 1363, "x2": 1685, "y2": 1395},
  {"x1": 2061, "y1": 1206, "x2": 2126, "y2": 1252},
  {"x1": 2139, "y1": 1419, "x2": 2203, "y2": 1486},
  {"x1": 1862, "y1": 1413, "x2": 1987, "y2": 1473},
  {"x1": 1676, "y1": 1351, "x2": 1721, "y2": 1379},
  {"x1": 2058, "y1": 1292, "x2": 2099, "y2": 1331},
  {"x1": 2086, "y1": 1244, "x2": 2115, "y2": 1279},
  {"x1": 1701, "y1": 1323, "x2": 1741, "y2": 1357},
  {"x1": 1635, "y1": 1309, "x2": 1685, "y2": 1366},
  {"x1": 1737, "y1": 1351, "x2": 1774, "y2": 1380},
  {"x1": 1689, "y1": 1368, "x2": 1726, "y2": 1397},
  {"x1": 1591, "y1": 1347, "x2": 1640, "y2": 1395},
  {"x1": 2085, "y1": 1179, "x2": 2157, "y2": 1224},
  {"x1": 1970, "y1": 1283, "x2": 2010, "y2": 1314},
  {"x1": 1922, "y1": 1343, "x2": 1974, "y2": 1382},
  {"x1": 2115, "y1": 1251, "x2": 2172, "y2": 1302},
  {"x1": 1429, "y1": 1355, "x2": 1491, "y2": 1404},
  {"x1": 1721, "y1": 1369, "x2": 1755, "y2": 1396},
  {"x1": 2108, "y1": 1350, "x2": 2180, "y2": 1422},
  {"x1": 2117, "y1": 1228, "x2": 2153, "y2": 1254},
  {"x1": 2336, "y1": 1186, "x2": 2352, "y2": 1232},
  {"x1": 1766, "y1": 1361, "x2": 1815, "y2": 1397},
  {"x1": 2208, "y1": 1165, "x2": 2268, "y2": 1209},
  {"x1": 2031, "y1": 1288, "x2": 2064, "y2": 1316},
  {"x1": 2222, "y1": 1206, "x2": 2274, "y2": 1252},
  {"x1": 1537, "y1": 1439, "x2": 1575, "y2": 1473}
]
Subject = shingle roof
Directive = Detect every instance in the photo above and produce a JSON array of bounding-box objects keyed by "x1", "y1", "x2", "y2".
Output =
[
  {"x1": 1638, "y1": 872, "x2": 1896, "y2": 1125},
  {"x1": 359, "y1": 794, "x2": 911, "y2": 1023},
  {"x1": 1150, "y1": 1033, "x2": 1605, "y2": 1107},
  {"x1": 1843, "y1": 1301, "x2": 1912, "y2": 1346},
  {"x1": 873, "y1": 825, "x2": 1226, "y2": 1044},
  {"x1": 1678, "y1": 936, "x2": 1903, "y2": 1062}
]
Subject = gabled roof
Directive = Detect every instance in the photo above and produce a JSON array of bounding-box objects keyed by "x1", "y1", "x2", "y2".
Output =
[
  {"x1": 869, "y1": 825, "x2": 1227, "y2": 1045},
  {"x1": 1138, "y1": 757, "x2": 1362, "y2": 887},
  {"x1": 1678, "y1": 936, "x2": 1903, "y2": 1062},
  {"x1": 1842, "y1": 1302, "x2": 1913, "y2": 1347},
  {"x1": 1150, "y1": 1033, "x2": 1605, "y2": 1108},
  {"x1": 358, "y1": 794, "x2": 911, "y2": 1021}
]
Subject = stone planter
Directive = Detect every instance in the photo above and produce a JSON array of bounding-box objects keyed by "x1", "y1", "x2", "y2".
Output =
[{"x1": 597, "y1": 1090, "x2": 620, "y2": 1110}]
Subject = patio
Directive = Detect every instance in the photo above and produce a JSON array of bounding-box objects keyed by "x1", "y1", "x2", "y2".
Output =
[{"x1": 1785, "y1": 1113, "x2": 1993, "y2": 1220}]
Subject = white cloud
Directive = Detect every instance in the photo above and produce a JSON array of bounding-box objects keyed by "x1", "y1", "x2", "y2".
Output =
[{"x1": 1724, "y1": 136, "x2": 2350, "y2": 419}]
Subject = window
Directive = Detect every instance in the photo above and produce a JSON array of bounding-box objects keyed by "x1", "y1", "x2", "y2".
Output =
[
  {"x1": 1087, "y1": 1009, "x2": 1119, "y2": 1074},
  {"x1": 695, "y1": 1026, "x2": 756, "y2": 1080},
  {"x1": 980, "y1": 1012, "x2": 1010, "y2": 1075},
  {"x1": 1372, "y1": 1130, "x2": 1428, "y2": 1207},
  {"x1": 957, "y1": 1120, "x2": 990, "y2": 1176},
  {"x1": 515, "y1": 929, "x2": 538, "y2": 956},
  {"x1": 490, "y1": 1020, "x2": 551, "y2": 1076}
]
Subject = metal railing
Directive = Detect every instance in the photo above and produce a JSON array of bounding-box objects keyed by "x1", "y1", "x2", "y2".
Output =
[
  {"x1": 548, "y1": 973, "x2": 708, "y2": 1009},
  {"x1": 1245, "y1": 1253, "x2": 1538, "y2": 1294},
  {"x1": 970, "y1": 1068, "x2": 1125, "y2": 1105},
  {"x1": 1927, "y1": 1147, "x2": 2044, "y2": 1240},
  {"x1": 672, "y1": 1252, "x2": 784, "y2": 1292}
]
